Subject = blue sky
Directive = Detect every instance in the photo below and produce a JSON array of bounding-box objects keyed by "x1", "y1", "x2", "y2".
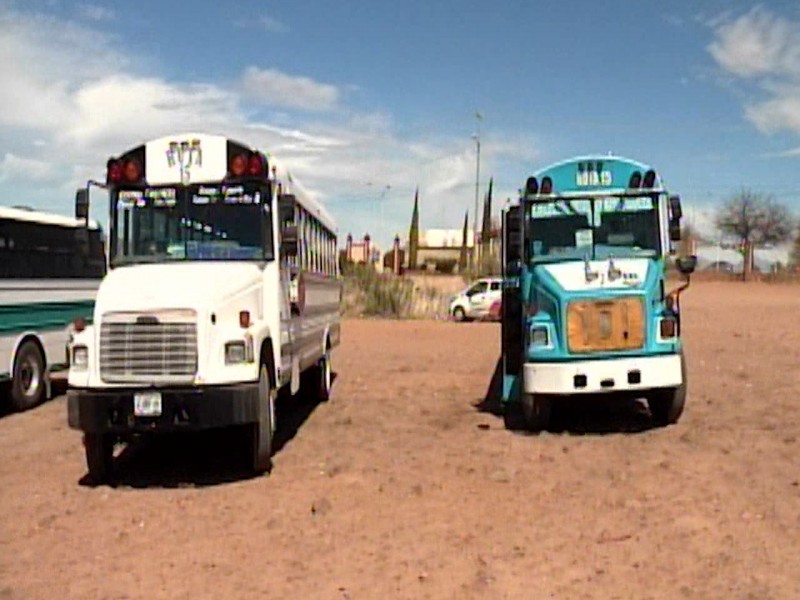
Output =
[{"x1": 1, "y1": 0, "x2": 800, "y2": 249}]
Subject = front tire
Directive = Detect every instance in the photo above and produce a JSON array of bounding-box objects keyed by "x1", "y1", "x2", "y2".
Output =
[
  {"x1": 84, "y1": 433, "x2": 114, "y2": 484},
  {"x1": 521, "y1": 393, "x2": 553, "y2": 432},
  {"x1": 649, "y1": 353, "x2": 687, "y2": 427},
  {"x1": 11, "y1": 340, "x2": 46, "y2": 412},
  {"x1": 250, "y1": 365, "x2": 274, "y2": 474},
  {"x1": 452, "y1": 306, "x2": 467, "y2": 322}
]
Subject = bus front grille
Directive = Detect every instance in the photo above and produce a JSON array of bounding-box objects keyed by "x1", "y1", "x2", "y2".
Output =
[
  {"x1": 99, "y1": 311, "x2": 198, "y2": 383},
  {"x1": 566, "y1": 297, "x2": 645, "y2": 353}
]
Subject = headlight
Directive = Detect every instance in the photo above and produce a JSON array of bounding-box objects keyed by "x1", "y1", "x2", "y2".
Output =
[
  {"x1": 225, "y1": 341, "x2": 247, "y2": 364},
  {"x1": 531, "y1": 325, "x2": 550, "y2": 347},
  {"x1": 72, "y1": 345, "x2": 88, "y2": 369},
  {"x1": 659, "y1": 317, "x2": 677, "y2": 339}
]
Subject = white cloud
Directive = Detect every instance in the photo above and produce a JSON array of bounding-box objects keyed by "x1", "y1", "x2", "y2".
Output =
[
  {"x1": 257, "y1": 15, "x2": 288, "y2": 33},
  {"x1": 745, "y1": 86, "x2": 800, "y2": 133},
  {"x1": 708, "y1": 6, "x2": 800, "y2": 78},
  {"x1": 708, "y1": 7, "x2": 800, "y2": 136},
  {"x1": 77, "y1": 3, "x2": 114, "y2": 22},
  {"x1": 0, "y1": 153, "x2": 58, "y2": 183},
  {"x1": 241, "y1": 67, "x2": 340, "y2": 111},
  {"x1": 234, "y1": 15, "x2": 289, "y2": 34},
  {"x1": 0, "y1": 4, "x2": 541, "y2": 248}
]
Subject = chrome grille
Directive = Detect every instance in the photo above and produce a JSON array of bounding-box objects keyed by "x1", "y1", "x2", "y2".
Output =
[{"x1": 99, "y1": 310, "x2": 197, "y2": 383}]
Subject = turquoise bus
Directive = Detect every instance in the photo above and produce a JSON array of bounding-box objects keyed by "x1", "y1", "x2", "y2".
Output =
[
  {"x1": 0, "y1": 206, "x2": 105, "y2": 411},
  {"x1": 500, "y1": 156, "x2": 696, "y2": 431}
]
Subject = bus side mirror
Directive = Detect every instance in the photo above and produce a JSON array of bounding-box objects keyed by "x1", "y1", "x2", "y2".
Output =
[
  {"x1": 281, "y1": 224, "x2": 299, "y2": 257},
  {"x1": 669, "y1": 221, "x2": 681, "y2": 242},
  {"x1": 75, "y1": 188, "x2": 89, "y2": 221},
  {"x1": 676, "y1": 255, "x2": 696, "y2": 275},
  {"x1": 668, "y1": 195, "x2": 682, "y2": 242},
  {"x1": 278, "y1": 193, "x2": 296, "y2": 226}
]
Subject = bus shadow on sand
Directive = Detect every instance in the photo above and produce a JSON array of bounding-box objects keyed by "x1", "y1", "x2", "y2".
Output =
[
  {"x1": 474, "y1": 357, "x2": 654, "y2": 435},
  {"x1": 78, "y1": 374, "x2": 337, "y2": 489},
  {"x1": 0, "y1": 376, "x2": 69, "y2": 420}
]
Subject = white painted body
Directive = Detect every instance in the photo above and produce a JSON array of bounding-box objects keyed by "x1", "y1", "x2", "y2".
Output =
[
  {"x1": 449, "y1": 277, "x2": 503, "y2": 320},
  {"x1": 69, "y1": 132, "x2": 340, "y2": 395},
  {"x1": 68, "y1": 262, "x2": 340, "y2": 391},
  {"x1": 524, "y1": 354, "x2": 682, "y2": 395},
  {"x1": 542, "y1": 258, "x2": 650, "y2": 291}
]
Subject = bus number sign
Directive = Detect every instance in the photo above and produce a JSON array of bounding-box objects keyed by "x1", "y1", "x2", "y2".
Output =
[{"x1": 576, "y1": 162, "x2": 612, "y2": 187}]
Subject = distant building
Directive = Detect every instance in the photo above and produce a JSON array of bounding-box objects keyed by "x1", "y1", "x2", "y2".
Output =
[
  {"x1": 340, "y1": 233, "x2": 383, "y2": 271},
  {"x1": 407, "y1": 228, "x2": 475, "y2": 273}
]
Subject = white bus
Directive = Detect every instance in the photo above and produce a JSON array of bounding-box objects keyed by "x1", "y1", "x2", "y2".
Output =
[
  {"x1": 67, "y1": 133, "x2": 341, "y2": 482},
  {"x1": 1, "y1": 206, "x2": 105, "y2": 411}
]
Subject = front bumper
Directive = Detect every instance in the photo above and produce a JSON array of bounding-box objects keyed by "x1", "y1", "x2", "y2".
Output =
[
  {"x1": 524, "y1": 354, "x2": 682, "y2": 395},
  {"x1": 67, "y1": 383, "x2": 259, "y2": 434}
]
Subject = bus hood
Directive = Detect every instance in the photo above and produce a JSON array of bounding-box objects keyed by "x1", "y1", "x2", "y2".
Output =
[
  {"x1": 94, "y1": 263, "x2": 265, "y2": 314},
  {"x1": 536, "y1": 258, "x2": 652, "y2": 292}
]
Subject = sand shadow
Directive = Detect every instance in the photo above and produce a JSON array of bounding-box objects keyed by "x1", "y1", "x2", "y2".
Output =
[
  {"x1": 78, "y1": 373, "x2": 338, "y2": 489},
  {"x1": 473, "y1": 356, "x2": 655, "y2": 435},
  {"x1": 0, "y1": 376, "x2": 69, "y2": 420}
]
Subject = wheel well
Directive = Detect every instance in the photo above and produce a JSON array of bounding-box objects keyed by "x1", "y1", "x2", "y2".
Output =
[{"x1": 259, "y1": 339, "x2": 276, "y2": 388}]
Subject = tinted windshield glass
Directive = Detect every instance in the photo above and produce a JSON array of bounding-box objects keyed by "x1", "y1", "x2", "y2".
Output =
[
  {"x1": 527, "y1": 195, "x2": 660, "y2": 262},
  {"x1": 111, "y1": 184, "x2": 273, "y2": 266}
]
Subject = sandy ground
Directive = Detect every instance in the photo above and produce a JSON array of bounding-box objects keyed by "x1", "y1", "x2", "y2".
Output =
[{"x1": 1, "y1": 281, "x2": 799, "y2": 599}]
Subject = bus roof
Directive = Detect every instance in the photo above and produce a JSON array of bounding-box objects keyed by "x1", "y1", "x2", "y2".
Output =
[
  {"x1": 276, "y1": 170, "x2": 337, "y2": 234},
  {"x1": 528, "y1": 154, "x2": 666, "y2": 197},
  {"x1": 114, "y1": 132, "x2": 337, "y2": 234},
  {"x1": 0, "y1": 205, "x2": 101, "y2": 230}
]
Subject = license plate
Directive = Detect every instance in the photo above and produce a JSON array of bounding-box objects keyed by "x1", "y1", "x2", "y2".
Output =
[{"x1": 134, "y1": 391, "x2": 162, "y2": 417}]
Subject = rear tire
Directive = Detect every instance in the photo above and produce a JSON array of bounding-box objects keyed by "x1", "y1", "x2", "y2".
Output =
[
  {"x1": 649, "y1": 353, "x2": 687, "y2": 427},
  {"x1": 452, "y1": 307, "x2": 467, "y2": 322},
  {"x1": 250, "y1": 365, "x2": 274, "y2": 475},
  {"x1": 11, "y1": 340, "x2": 46, "y2": 412},
  {"x1": 521, "y1": 393, "x2": 553, "y2": 432},
  {"x1": 84, "y1": 433, "x2": 114, "y2": 484}
]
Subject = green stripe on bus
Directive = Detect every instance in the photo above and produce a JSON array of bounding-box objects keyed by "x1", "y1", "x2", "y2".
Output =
[{"x1": 0, "y1": 300, "x2": 95, "y2": 335}]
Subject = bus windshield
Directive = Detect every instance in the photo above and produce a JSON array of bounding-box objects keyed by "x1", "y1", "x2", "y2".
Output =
[
  {"x1": 527, "y1": 195, "x2": 661, "y2": 262},
  {"x1": 111, "y1": 184, "x2": 273, "y2": 267}
]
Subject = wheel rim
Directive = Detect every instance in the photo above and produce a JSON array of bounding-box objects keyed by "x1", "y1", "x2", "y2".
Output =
[
  {"x1": 19, "y1": 356, "x2": 41, "y2": 398},
  {"x1": 323, "y1": 352, "x2": 332, "y2": 393}
]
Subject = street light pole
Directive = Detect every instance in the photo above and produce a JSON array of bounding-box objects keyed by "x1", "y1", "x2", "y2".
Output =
[
  {"x1": 379, "y1": 184, "x2": 391, "y2": 249},
  {"x1": 472, "y1": 111, "x2": 482, "y2": 268}
]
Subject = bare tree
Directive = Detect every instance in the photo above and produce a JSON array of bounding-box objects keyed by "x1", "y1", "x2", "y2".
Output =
[{"x1": 715, "y1": 190, "x2": 794, "y2": 280}]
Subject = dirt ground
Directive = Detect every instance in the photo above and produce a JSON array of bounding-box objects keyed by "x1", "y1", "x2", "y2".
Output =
[{"x1": 1, "y1": 281, "x2": 799, "y2": 599}]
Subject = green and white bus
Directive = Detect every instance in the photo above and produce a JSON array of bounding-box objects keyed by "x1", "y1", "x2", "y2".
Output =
[{"x1": 0, "y1": 206, "x2": 105, "y2": 411}]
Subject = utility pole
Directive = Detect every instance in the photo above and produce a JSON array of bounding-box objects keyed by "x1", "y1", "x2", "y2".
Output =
[{"x1": 472, "y1": 111, "x2": 482, "y2": 268}]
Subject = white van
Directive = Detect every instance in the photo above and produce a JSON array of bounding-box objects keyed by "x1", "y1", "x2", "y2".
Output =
[{"x1": 449, "y1": 277, "x2": 502, "y2": 322}]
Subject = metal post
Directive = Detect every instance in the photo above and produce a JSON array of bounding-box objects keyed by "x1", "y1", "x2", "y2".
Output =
[{"x1": 472, "y1": 112, "x2": 482, "y2": 269}]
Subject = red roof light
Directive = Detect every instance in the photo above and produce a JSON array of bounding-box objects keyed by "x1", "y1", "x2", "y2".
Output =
[
  {"x1": 248, "y1": 154, "x2": 264, "y2": 177},
  {"x1": 230, "y1": 154, "x2": 247, "y2": 177},
  {"x1": 107, "y1": 160, "x2": 122, "y2": 184}
]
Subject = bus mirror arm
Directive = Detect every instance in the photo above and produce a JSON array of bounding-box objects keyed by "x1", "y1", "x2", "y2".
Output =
[{"x1": 666, "y1": 254, "x2": 697, "y2": 317}]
